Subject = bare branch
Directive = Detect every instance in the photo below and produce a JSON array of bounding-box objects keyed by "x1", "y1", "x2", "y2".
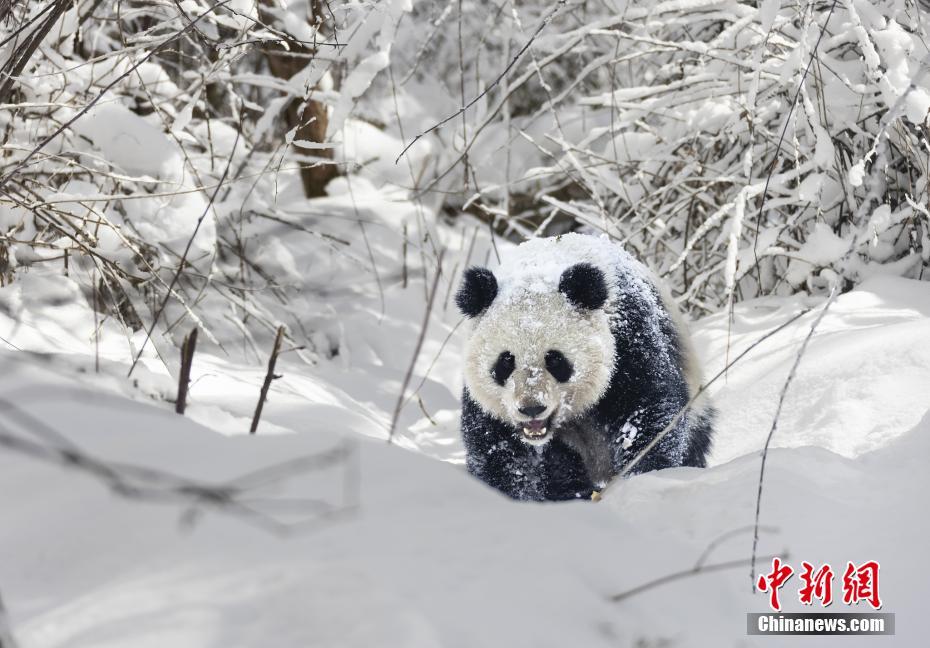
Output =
[
  {"x1": 394, "y1": 0, "x2": 567, "y2": 164},
  {"x1": 749, "y1": 286, "x2": 838, "y2": 587},
  {"x1": 175, "y1": 327, "x2": 198, "y2": 415},
  {"x1": 388, "y1": 250, "x2": 445, "y2": 443},
  {"x1": 598, "y1": 307, "x2": 811, "y2": 499},
  {"x1": 611, "y1": 552, "x2": 788, "y2": 604},
  {"x1": 0, "y1": 395, "x2": 358, "y2": 536},
  {"x1": 251, "y1": 325, "x2": 285, "y2": 435}
]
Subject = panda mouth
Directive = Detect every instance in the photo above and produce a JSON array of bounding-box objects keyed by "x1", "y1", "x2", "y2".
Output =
[{"x1": 520, "y1": 417, "x2": 552, "y2": 444}]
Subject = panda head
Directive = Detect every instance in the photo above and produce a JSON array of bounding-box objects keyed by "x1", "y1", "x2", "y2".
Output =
[{"x1": 456, "y1": 262, "x2": 616, "y2": 446}]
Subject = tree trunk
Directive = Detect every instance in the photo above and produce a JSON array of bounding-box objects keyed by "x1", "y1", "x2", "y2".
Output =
[{"x1": 260, "y1": 1, "x2": 336, "y2": 198}]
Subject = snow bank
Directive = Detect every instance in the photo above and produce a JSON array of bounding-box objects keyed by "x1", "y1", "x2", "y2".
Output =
[
  {"x1": 695, "y1": 275, "x2": 930, "y2": 464},
  {"x1": 1, "y1": 273, "x2": 929, "y2": 647}
]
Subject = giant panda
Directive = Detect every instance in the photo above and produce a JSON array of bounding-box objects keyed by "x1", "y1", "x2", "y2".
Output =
[{"x1": 455, "y1": 233, "x2": 714, "y2": 501}]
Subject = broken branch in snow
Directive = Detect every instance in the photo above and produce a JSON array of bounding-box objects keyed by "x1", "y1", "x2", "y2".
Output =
[
  {"x1": 610, "y1": 551, "x2": 788, "y2": 604},
  {"x1": 0, "y1": 394, "x2": 357, "y2": 536},
  {"x1": 251, "y1": 325, "x2": 285, "y2": 435},
  {"x1": 175, "y1": 327, "x2": 198, "y2": 415},
  {"x1": 695, "y1": 524, "x2": 779, "y2": 570}
]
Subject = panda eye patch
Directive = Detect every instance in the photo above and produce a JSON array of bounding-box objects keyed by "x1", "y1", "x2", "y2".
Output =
[
  {"x1": 545, "y1": 350, "x2": 573, "y2": 383},
  {"x1": 491, "y1": 351, "x2": 515, "y2": 386}
]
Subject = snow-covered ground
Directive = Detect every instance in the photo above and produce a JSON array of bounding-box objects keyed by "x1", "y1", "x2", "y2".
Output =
[
  {"x1": 3, "y1": 2, "x2": 929, "y2": 646},
  {"x1": 1, "y1": 222, "x2": 928, "y2": 646}
]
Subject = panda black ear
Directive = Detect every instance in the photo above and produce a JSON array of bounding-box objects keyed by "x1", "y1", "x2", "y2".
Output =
[
  {"x1": 559, "y1": 263, "x2": 608, "y2": 311},
  {"x1": 455, "y1": 267, "x2": 498, "y2": 317}
]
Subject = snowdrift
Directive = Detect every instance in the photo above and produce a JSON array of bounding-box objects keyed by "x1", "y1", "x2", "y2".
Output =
[{"x1": 1, "y1": 276, "x2": 928, "y2": 647}]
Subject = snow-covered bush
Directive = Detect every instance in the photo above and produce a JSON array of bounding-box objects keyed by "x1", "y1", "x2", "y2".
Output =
[
  {"x1": 392, "y1": 0, "x2": 930, "y2": 313},
  {"x1": 1, "y1": 0, "x2": 929, "y2": 363},
  {"x1": 0, "y1": 0, "x2": 411, "y2": 361}
]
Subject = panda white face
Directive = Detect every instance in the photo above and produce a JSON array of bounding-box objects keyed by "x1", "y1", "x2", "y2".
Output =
[{"x1": 457, "y1": 263, "x2": 616, "y2": 446}]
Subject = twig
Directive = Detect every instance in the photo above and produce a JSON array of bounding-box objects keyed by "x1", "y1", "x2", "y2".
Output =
[
  {"x1": 250, "y1": 325, "x2": 285, "y2": 434},
  {"x1": 598, "y1": 307, "x2": 810, "y2": 499},
  {"x1": 416, "y1": 394, "x2": 437, "y2": 426},
  {"x1": 610, "y1": 552, "x2": 787, "y2": 603},
  {"x1": 0, "y1": 0, "x2": 70, "y2": 105},
  {"x1": 394, "y1": 0, "x2": 567, "y2": 163},
  {"x1": 0, "y1": 0, "x2": 233, "y2": 194},
  {"x1": 751, "y1": 1, "x2": 839, "y2": 260},
  {"x1": 695, "y1": 524, "x2": 779, "y2": 570},
  {"x1": 92, "y1": 268, "x2": 99, "y2": 373},
  {"x1": 0, "y1": 585, "x2": 17, "y2": 648},
  {"x1": 0, "y1": 393, "x2": 355, "y2": 535},
  {"x1": 402, "y1": 221, "x2": 408, "y2": 289},
  {"x1": 388, "y1": 250, "x2": 445, "y2": 443},
  {"x1": 175, "y1": 327, "x2": 198, "y2": 415},
  {"x1": 750, "y1": 286, "x2": 838, "y2": 588},
  {"x1": 126, "y1": 100, "x2": 241, "y2": 378}
]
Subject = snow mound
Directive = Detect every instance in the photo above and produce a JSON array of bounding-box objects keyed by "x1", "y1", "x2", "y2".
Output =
[
  {"x1": 1, "y1": 215, "x2": 929, "y2": 646},
  {"x1": 695, "y1": 275, "x2": 930, "y2": 463},
  {"x1": 1, "y1": 353, "x2": 927, "y2": 648}
]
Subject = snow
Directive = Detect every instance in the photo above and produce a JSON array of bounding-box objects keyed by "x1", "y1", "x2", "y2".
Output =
[
  {"x1": 785, "y1": 222, "x2": 850, "y2": 286},
  {"x1": 70, "y1": 102, "x2": 181, "y2": 179},
  {"x1": 3, "y1": 57, "x2": 929, "y2": 633},
  {"x1": 698, "y1": 275, "x2": 930, "y2": 463},
  {"x1": 2, "y1": 308, "x2": 929, "y2": 646},
  {"x1": 2, "y1": 239, "x2": 930, "y2": 646},
  {"x1": 2, "y1": 1, "x2": 930, "y2": 644},
  {"x1": 848, "y1": 160, "x2": 866, "y2": 187},
  {"x1": 493, "y1": 232, "x2": 653, "y2": 306}
]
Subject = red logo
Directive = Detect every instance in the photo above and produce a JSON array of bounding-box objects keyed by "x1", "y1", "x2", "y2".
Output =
[
  {"x1": 798, "y1": 562, "x2": 834, "y2": 606},
  {"x1": 756, "y1": 557, "x2": 794, "y2": 611},
  {"x1": 842, "y1": 561, "x2": 882, "y2": 609},
  {"x1": 757, "y1": 559, "x2": 882, "y2": 611}
]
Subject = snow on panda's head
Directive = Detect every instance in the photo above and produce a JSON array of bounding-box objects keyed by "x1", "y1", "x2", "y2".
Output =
[{"x1": 456, "y1": 236, "x2": 620, "y2": 446}]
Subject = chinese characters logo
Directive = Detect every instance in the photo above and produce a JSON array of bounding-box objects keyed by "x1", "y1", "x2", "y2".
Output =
[{"x1": 756, "y1": 558, "x2": 882, "y2": 611}]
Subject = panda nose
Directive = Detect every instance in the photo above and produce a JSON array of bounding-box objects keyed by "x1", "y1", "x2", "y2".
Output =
[{"x1": 518, "y1": 404, "x2": 546, "y2": 418}]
